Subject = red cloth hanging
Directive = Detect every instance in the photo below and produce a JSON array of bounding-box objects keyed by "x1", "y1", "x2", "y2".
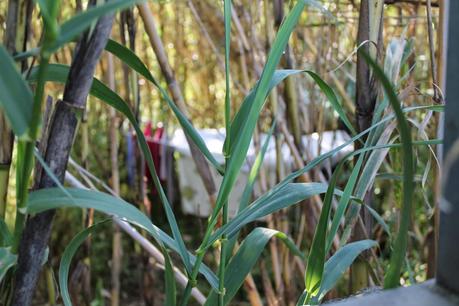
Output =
[{"x1": 144, "y1": 122, "x2": 164, "y2": 195}]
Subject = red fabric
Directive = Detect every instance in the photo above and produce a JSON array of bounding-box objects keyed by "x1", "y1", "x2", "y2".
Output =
[{"x1": 144, "y1": 122, "x2": 164, "y2": 195}]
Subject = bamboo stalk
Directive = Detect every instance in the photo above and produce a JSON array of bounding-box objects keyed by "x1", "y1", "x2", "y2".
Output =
[
  {"x1": 107, "y1": 51, "x2": 123, "y2": 306},
  {"x1": 260, "y1": 260, "x2": 279, "y2": 306},
  {"x1": 12, "y1": 11, "x2": 115, "y2": 305},
  {"x1": 350, "y1": 0, "x2": 384, "y2": 293}
]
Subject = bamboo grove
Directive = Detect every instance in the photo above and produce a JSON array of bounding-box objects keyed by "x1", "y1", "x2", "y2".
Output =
[{"x1": 0, "y1": 0, "x2": 443, "y2": 305}]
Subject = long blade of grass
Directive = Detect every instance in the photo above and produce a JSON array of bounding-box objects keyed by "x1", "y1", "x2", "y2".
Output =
[
  {"x1": 211, "y1": 0, "x2": 309, "y2": 234},
  {"x1": 207, "y1": 182, "x2": 334, "y2": 249},
  {"x1": 228, "y1": 69, "x2": 302, "y2": 150},
  {"x1": 251, "y1": 105, "x2": 441, "y2": 216},
  {"x1": 225, "y1": 121, "x2": 276, "y2": 262},
  {"x1": 59, "y1": 220, "x2": 111, "y2": 306},
  {"x1": 328, "y1": 137, "x2": 439, "y2": 253},
  {"x1": 317, "y1": 240, "x2": 378, "y2": 301},
  {"x1": 0, "y1": 45, "x2": 33, "y2": 136},
  {"x1": 205, "y1": 227, "x2": 303, "y2": 306},
  {"x1": 360, "y1": 51, "x2": 414, "y2": 289},
  {"x1": 304, "y1": 71, "x2": 357, "y2": 136},
  {"x1": 326, "y1": 155, "x2": 364, "y2": 253},
  {"x1": 49, "y1": 0, "x2": 146, "y2": 52},
  {"x1": 227, "y1": 69, "x2": 355, "y2": 152},
  {"x1": 304, "y1": 158, "x2": 344, "y2": 301},
  {"x1": 164, "y1": 251, "x2": 177, "y2": 306},
  {"x1": 222, "y1": 0, "x2": 231, "y2": 156}
]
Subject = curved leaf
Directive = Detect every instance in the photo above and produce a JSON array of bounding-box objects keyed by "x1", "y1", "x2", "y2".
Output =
[
  {"x1": 225, "y1": 121, "x2": 276, "y2": 262},
  {"x1": 207, "y1": 183, "x2": 333, "y2": 248},
  {"x1": 0, "y1": 220, "x2": 13, "y2": 247},
  {"x1": 317, "y1": 240, "x2": 378, "y2": 301},
  {"x1": 250, "y1": 105, "x2": 441, "y2": 217},
  {"x1": 205, "y1": 227, "x2": 303, "y2": 306},
  {"x1": 49, "y1": 0, "x2": 146, "y2": 52},
  {"x1": 0, "y1": 247, "x2": 17, "y2": 282},
  {"x1": 304, "y1": 162, "x2": 344, "y2": 301},
  {"x1": 0, "y1": 45, "x2": 33, "y2": 136},
  {"x1": 211, "y1": 1, "x2": 308, "y2": 230},
  {"x1": 26, "y1": 187, "x2": 218, "y2": 289},
  {"x1": 59, "y1": 220, "x2": 110, "y2": 306},
  {"x1": 360, "y1": 51, "x2": 414, "y2": 289}
]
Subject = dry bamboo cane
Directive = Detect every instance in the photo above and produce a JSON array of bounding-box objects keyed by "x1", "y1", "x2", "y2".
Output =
[
  {"x1": 350, "y1": 0, "x2": 384, "y2": 293},
  {"x1": 260, "y1": 260, "x2": 279, "y2": 306},
  {"x1": 107, "y1": 51, "x2": 123, "y2": 306}
]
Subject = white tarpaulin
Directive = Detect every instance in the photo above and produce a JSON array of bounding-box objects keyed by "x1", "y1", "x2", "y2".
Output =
[{"x1": 170, "y1": 129, "x2": 352, "y2": 218}]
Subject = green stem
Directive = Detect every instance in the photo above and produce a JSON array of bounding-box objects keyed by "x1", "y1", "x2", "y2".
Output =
[
  {"x1": 178, "y1": 252, "x2": 205, "y2": 306},
  {"x1": 179, "y1": 195, "x2": 230, "y2": 305},
  {"x1": 182, "y1": 2, "x2": 232, "y2": 302},
  {"x1": 12, "y1": 53, "x2": 50, "y2": 253},
  {"x1": 217, "y1": 202, "x2": 229, "y2": 306}
]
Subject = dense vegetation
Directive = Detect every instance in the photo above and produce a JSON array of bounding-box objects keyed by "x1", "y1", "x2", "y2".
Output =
[{"x1": 0, "y1": 0, "x2": 443, "y2": 305}]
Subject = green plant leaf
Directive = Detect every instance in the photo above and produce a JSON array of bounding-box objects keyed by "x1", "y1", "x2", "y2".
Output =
[
  {"x1": 228, "y1": 69, "x2": 302, "y2": 151},
  {"x1": 222, "y1": 0, "x2": 232, "y2": 156},
  {"x1": 317, "y1": 240, "x2": 378, "y2": 301},
  {"x1": 211, "y1": 0, "x2": 308, "y2": 234},
  {"x1": 228, "y1": 69, "x2": 356, "y2": 154},
  {"x1": 253, "y1": 105, "x2": 441, "y2": 217},
  {"x1": 0, "y1": 220, "x2": 13, "y2": 247},
  {"x1": 225, "y1": 121, "x2": 276, "y2": 262},
  {"x1": 0, "y1": 45, "x2": 33, "y2": 136},
  {"x1": 326, "y1": 155, "x2": 364, "y2": 253},
  {"x1": 59, "y1": 220, "x2": 110, "y2": 306},
  {"x1": 164, "y1": 251, "x2": 177, "y2": 306},
  {"x1": 211, "y1": 137, "x2": 439, "y2": 251},
  {"x1": 0, "y1": 247, "x2": 17, "y2": 282},
  {"x1": 205, "y1": 227, "x2": 303, "y2": 306},
  {"x1": 304, "y1": 71, "x2": 356, "y2": 136},
  {"x1": 304, "y1": 158, "x2": 344, "y2": 301},
  {"x1": 360, "y1": 51, "x2": 414, "y2": 289},
  {"x1": 104, "y1": 39, "x2": 224, "y2": 174},
  {"x1": 35, "y1": 0, "x2": 53, "y2": 26},
  {"x1": 26, "y1": 187, "x2": 218, "y2": 289},
  {"x1": 49, "y1": 0, "x2": 146, "y2": 52},
  {"x1": 327, "y1": 138, "x2": 439, "y2": 254},
  {"x1": 207, "y1": 183, "x2": 334, "y2": 248}
]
